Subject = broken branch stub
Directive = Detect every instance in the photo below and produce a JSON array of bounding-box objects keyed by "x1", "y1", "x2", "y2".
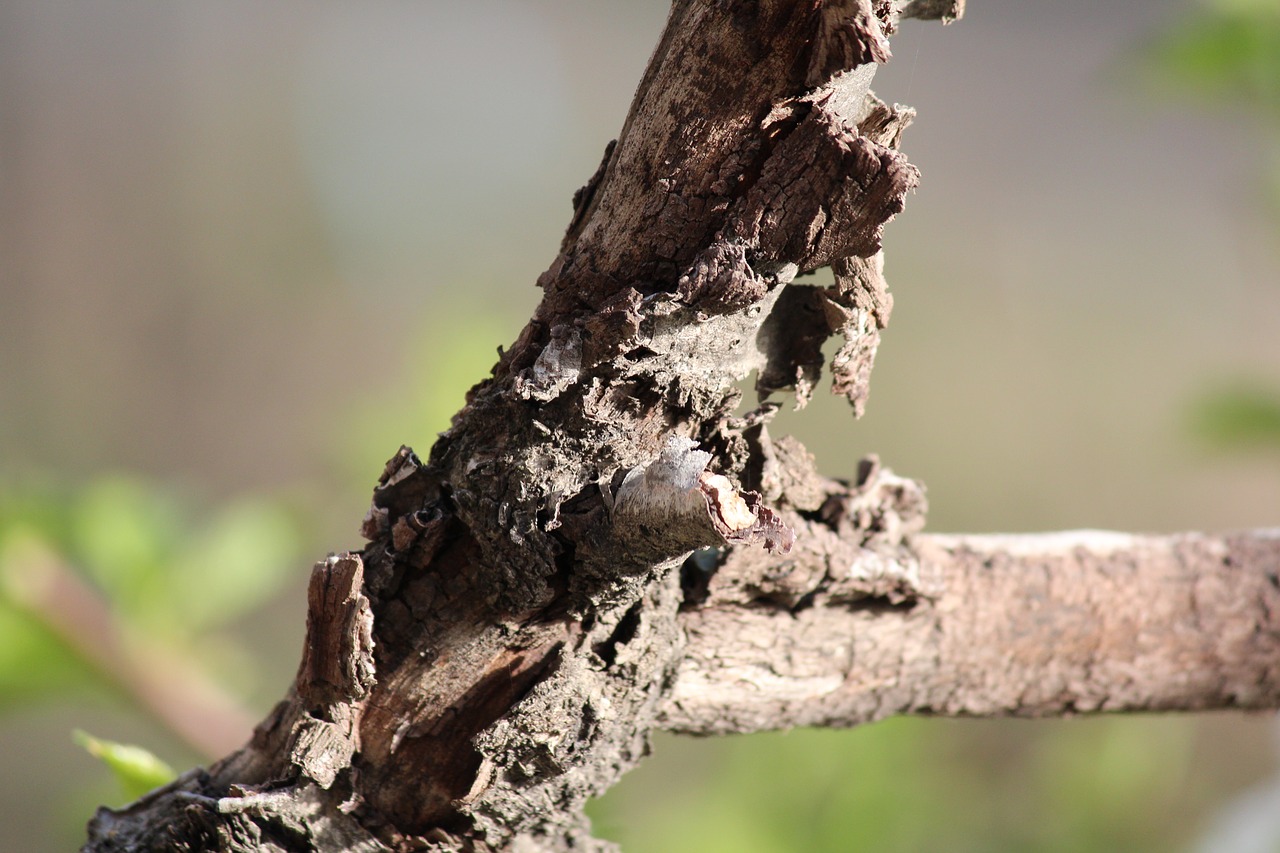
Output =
[{"x1": 610, "y1": 435, "x2": 796, "y2": 558}]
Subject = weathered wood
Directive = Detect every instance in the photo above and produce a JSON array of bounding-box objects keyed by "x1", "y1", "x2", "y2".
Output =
[
  {"x1": 82, "y1": 1, "x2": 1280, "y2": 851},
  {"x1": 667, "y1": 526, "x2": 1280, "y2": 734}
]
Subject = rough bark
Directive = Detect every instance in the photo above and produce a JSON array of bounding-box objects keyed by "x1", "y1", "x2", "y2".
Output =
[
  {"x1": 668, "y1": 524, "x2": 1280, "y2": 734},
  {"x1": 83, "y1": 1, "x2": 1280, "y2": 851}
]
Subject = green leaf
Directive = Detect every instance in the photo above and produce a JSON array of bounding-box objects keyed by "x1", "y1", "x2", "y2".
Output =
[{"x1": 73, "y1": 729, "x2": 176, "y2": 801}]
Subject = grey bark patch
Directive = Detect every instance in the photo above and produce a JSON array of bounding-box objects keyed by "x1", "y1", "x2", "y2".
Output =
[{"x1": 517, "y1": 325, "x2": 584, "y2": 403}]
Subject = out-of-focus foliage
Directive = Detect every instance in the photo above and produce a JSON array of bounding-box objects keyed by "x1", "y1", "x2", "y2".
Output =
[
  {"x1": 0, "y1": 308, "x2": 504, "y2": 846},
  {"x1": 1141, "y1": 0, "x2": 1280, "y2": 221},
  {"x1": 0, "y1": 534, "x2": 96, "y2": 706},
  {"x1": 68, "y1": 478, "x2": 301, "y2": 637},
  {"x1": 589, "y1": 717, "x2": 1202, "y2": 853},
  {"x1": 1, "y1": 477, "x2": 301, "y2": 642},
  {"x1": 1142, "y1": 0, "x2": 1280, "y2": 116},
  {"x1": 336, "y1": 308, "x2": 512, "y2": 490},
  {"x1": 1139, "y1": 0, "x2": 1280, "y2": 454},
  {"x1": 72, "y1": 730, "x2": 176, "y2": 802},
  {"x1": 1191, "y1": 383, "x2": 1280, "y2": 451},
  {"x1": 0, "y1": 476, "x2": 302, "y2": 742}
]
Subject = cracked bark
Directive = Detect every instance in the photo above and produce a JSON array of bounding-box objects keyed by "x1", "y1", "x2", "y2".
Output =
[{"x1": 83, "y1": 1, "x2": 1280, "y2": 851}]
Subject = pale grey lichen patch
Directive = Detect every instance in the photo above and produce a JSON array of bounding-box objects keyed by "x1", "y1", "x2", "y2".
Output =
[
  {"x1": 517, "y1": 325, "x2": 584, "y2": 402},
  {"x1": 636, "y1": 282, "x2": 788, "y2": 390},
  {"x1": 613, "y1": 436, "x2": 711, "y2": 518}
]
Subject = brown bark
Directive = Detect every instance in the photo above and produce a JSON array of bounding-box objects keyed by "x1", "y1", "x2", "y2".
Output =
[
  {"x1": 667, "y1": 524, "x2": 1280, "y2": 734},
  {"x1": 83, "y1": 1, "x2": 1279, "y2": 851}
]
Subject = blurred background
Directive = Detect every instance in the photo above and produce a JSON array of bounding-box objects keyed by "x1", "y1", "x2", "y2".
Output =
[{"x1": 2, "y1": 0, "x2": 1278, "y2": 850}]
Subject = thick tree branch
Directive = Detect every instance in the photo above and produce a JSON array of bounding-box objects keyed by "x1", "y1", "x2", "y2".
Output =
[
  {"x1": 666, "y1": 525, "x2": 1280, "y2": 734},
  {"x1": 80, "y1": 1, "x2": 1280, "y2": 851}
]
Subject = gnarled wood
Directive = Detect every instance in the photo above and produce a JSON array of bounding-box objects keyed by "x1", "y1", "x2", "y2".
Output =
[{"x1": 82, "y1": 2, "x2": 1280, "y2": 851}]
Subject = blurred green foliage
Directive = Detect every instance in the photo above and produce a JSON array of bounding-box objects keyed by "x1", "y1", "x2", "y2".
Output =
[
  {"x1": 68, "y1": 478, "x2": 301, "y2": 637},
  {"x1": 0, "y1": 547, "x2": 95, "y2": 705},
  {"x1": 0, "y1": 475, "x2": 302, "y2": 778},
  {"x1": 1191, "y1": 383, "x2": 1280, "y2": 451},
  {"x1": 336, "y1": 307, "x2": 512, "y2": 489},
  {"x1": 0, "y1": 303, "x2": 509, "y2": 844},
  {"x1": 590, "y1": 717, "x2": 1203, "y2": 853},
  {"x1": 1142, "y1": 0, "x2": 1280, "y2": 220},
  {"x1": 0, "y1": 476, "x2": 301, "y2": 649},
  {"x1": 1138, "y1": 0, "x2": 1280, "y2": 454},
  {"x1": 1142, "y1": 0, "x2": 1280, "y2": 116}
]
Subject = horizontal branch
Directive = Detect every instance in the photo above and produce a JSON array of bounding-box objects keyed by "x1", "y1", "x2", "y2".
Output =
[{"x1": 661, "y1": 528, "x2": 1280, "y2": 735}]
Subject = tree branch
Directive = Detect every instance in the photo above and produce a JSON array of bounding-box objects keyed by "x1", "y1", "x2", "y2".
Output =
[
  {"x1": 666, "y1": 524, "x2": 1280, "y2": 735},
  {"x1": 80, "y1": 1, "x2": 1280, "y2": 850}
]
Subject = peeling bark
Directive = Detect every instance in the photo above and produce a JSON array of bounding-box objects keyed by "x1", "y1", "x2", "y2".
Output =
[{"x1": 83, "y1": 1, "x2": 1279, "y2": 851}]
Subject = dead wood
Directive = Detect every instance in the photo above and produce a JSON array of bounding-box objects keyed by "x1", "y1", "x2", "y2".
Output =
[{"x1": 83, "y1": 1, "x2": 1280, "y2": 851}]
